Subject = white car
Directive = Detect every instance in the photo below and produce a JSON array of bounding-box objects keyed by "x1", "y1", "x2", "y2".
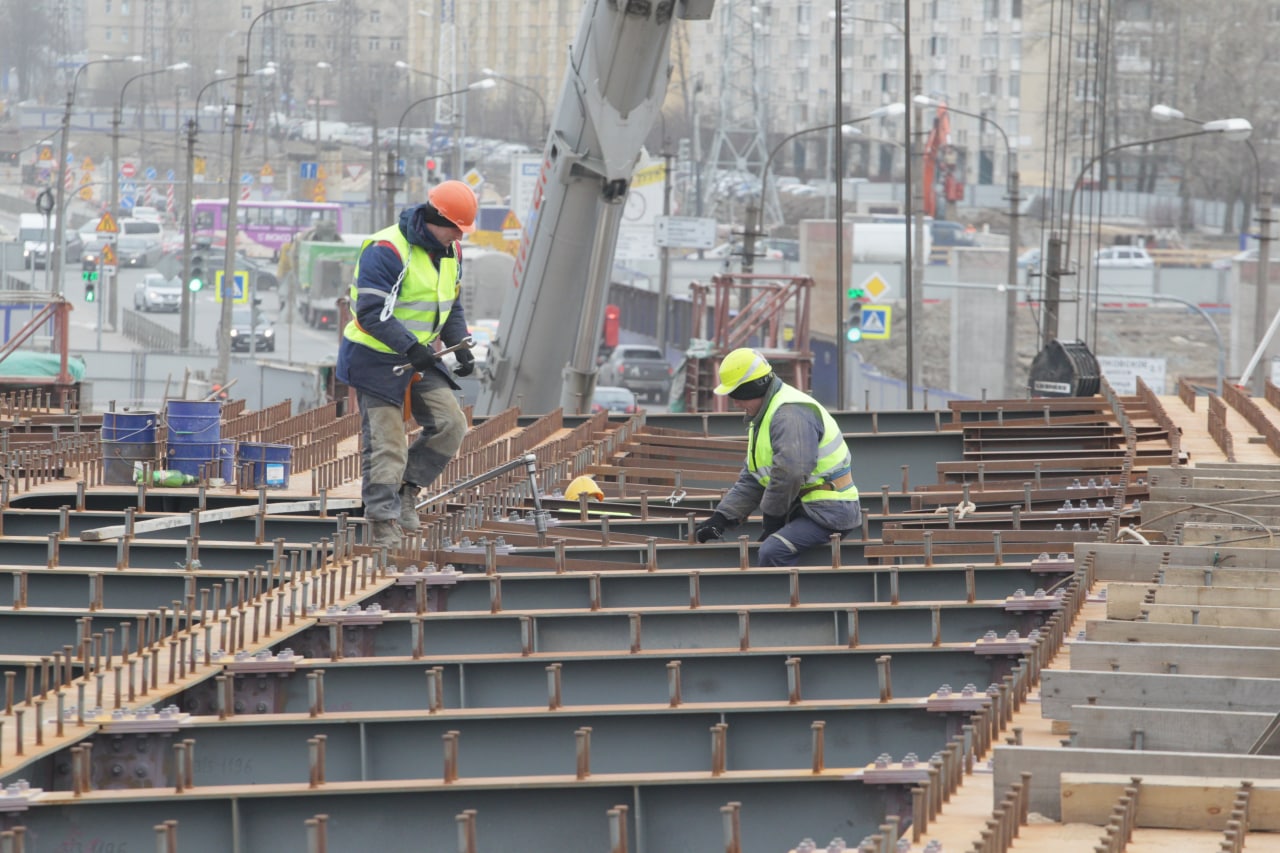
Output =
[
  {"x1": 1094, "y1": 246, "x2": 1154, "y2": 269},
  {"x1": 134, "y1": 272, "x2": 181, "y2": 312}
]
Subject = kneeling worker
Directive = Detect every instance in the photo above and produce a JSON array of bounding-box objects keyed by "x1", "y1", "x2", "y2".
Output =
[{"x1": 694, "y1": 348, "x2": 862, "y2": 566}]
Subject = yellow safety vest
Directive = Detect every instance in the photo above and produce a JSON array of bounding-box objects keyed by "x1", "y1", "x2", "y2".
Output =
[
  {"x1": 342, "y1": 225, "x2": 460, "y2": 354},
  {"x1": 748, "y1": 384, "x2": 859, "y2": 504}
]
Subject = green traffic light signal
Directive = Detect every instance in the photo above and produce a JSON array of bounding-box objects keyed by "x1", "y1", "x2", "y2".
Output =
[
  {"x1": 189, "y1": 254, "x2": 205, "y2": 292},
  {"x1": 846, "y1": 287, "x2": 866, "y2": 300},
  {"x1": 82, "y1": 270, "x2": 98, "y2": 282},
  {"x1": 845, "y1": 302, "x2": 862, "y2": 343},
  {"x1": 188, "y1": 277, "x2": 204, "y2": 293},
  {"x1": 84, "y1": 282, "x2": 96, "y2": 302}
]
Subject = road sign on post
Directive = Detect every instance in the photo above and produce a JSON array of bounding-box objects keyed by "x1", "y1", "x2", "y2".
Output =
[
  {"x1": 120, "y1": 160, "x2": 137, "y2": 179},
  {"x1": 654, "y1": 216, "x2": 717, "y2": 249},
  {"x1": 100, "y1": 242, "x2": 117, "y2": 276},
  {"x1": 214, "y1": 269, "x2": 250, "y2": 304}
]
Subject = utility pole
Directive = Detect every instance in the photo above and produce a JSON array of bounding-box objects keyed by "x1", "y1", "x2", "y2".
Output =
[
  {"x1": 1042, "y1": 235, "x2": 1063, "y2": 345},
  {"x1": 657, "y1": 150, "x2": 673, "y2": 354},
  {"x1": 1004, "y1": 168, "x2": 1021, "y2": 397},
  {"x1": 909, "y1": 70, "x2": 925, "y2": 410},
  {"x1": 217, "y1": 54, "x2": 248, "y2": 384},
  {"x1": 383, "y1": 151, "x2": 399, "y2": 229},
  {"x1": 1253, "y1": 190, "x2": 1274, "y2": 393},
  {"x1": 181, "y1": 117, "x2": 195, "y2": 350}
]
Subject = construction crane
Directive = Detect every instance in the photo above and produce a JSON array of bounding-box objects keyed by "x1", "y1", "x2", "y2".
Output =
[{"x1": 475, "y1": 0, "x2": 716, "y2": 417}]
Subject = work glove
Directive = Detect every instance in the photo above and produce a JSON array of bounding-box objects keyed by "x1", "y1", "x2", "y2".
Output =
[
  {"x1": 406, "y1": 342, "x2": 439, "y2": 372},
  {"x1": 759, "y1": 513, "x2": 786, "y2": 541},
  {"x1": 695, "y1": 511, "x2": 731, "y2": 543},
  {"x1": 453, "y1": 347, "x2": 476, "y2": 377}
]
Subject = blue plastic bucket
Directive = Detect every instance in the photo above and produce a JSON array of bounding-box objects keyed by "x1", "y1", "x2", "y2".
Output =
[
  {"x1": 166, "y1": 442, "x2": 220, "y2": 478},
  {"x1": 102, "y1": 442, "x2": 156, "y2": 485},
  {"x1": 218, "y1": 440, "x2": 237, "y2": 482},
  {"x1": 166, "y1": 400, "x2": 221, "y2": 445},
  {"x1": 238, "y1": 442, "x2": 291, "y2": 488},
  {"x1": 102, "y1": 410, "x2": 158, "y2": 444}
]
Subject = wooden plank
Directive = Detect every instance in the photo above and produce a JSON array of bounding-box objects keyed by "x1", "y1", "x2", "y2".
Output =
[
  {"x1": 1069, "y1": 705, "x2": 1271, "y2": 754},
  {"x1": 1085, "y1": 618, "x2": 1280, "y2": 648},
  {"x1": 1061, "y1": 773, "x2": 1280, "y2": 831},
  {"x1": 78, "y1": 498, "x2": 363, "y2": 541},
  {"x1": 1070, "y1": 640, "x2": 1280, "y2": 679},
  {"x1": 1040, "y1": 670, "x2": 1280, "y2": 719}
]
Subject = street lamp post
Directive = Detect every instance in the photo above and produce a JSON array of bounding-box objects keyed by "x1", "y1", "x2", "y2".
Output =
[
  {"x1": 1152, "y1": 104, "x2": 1273, "y2": 393},
  {"x1": 219, "y1": 0, "x2": 336, "y2": 385},
  {"x1": 53, "y1": 55, "x2": 142, "y2": 300},
  {"x1": 914, "y1": 95, "x2": 1021, "y2": 396},
  {"x1": 1046, "y1": 120, "x2": 1252, "y2": 349},
  {"x1": 111, "y1": 61, "x2": 189, "y2": 330},
  {"x1": 313, "y1": 62, "x2": 333, "y2": 168},
  {"x1": 743, "y1": 104, "x2": 905, "y2": 408},
  {"x1": 183, "y1": 68, "x2": 274, "y2": 351},
  {"x1": 480, "y1": 67, "x2": 550, "y2": 145},
  {"x1": 389, "y1": 80, "x2": 496, "y2": 225}
]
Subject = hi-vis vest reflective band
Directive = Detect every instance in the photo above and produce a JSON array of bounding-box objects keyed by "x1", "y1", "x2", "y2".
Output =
[
  {"x1": 747, "y1": 384, "x2": 858, "y2": 504},
  {"x1": 343, "y1": 225, "x2": 460, "y2": 354}
]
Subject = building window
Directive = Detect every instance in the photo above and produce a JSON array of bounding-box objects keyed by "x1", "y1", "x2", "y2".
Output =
[
  {"x1": 305, "y1": 34, "x2": 317, "y2": 49},
  {"x1": 283, "y1": 9, "x2": 295, "y2": 21},
  {"x1": 390, "y1": 39, "x2": 402, "y2": 52},
  {"x1": 981, "y1": 35, "x2": 998, "y2": 56},
  {"x1": 104, "y1": 27, "x2": 112, "y2": 41},
  {"x1": 241, "y1": 5, "x2": 251, "y2": 20},
  {"x1": 370, "y1": 9, "x2": 381, "y2": 23},
  {"x1": 983, "y1": 0, "x2": 999, "y2": 18},
  {"x1": 368, "y1": 36, "x2": 380, "y2": 51},
  {"x1": 325, "y1": 36, "x2": 336, "y2": 50},
  {"x1": 287, "y1": 35, "x2": 295, "y2": 49},
  {"x1": 178, "y1": 29, "x2": 190, "y2": 44},
  {"x1": 179, "y1": 0, "x2": 190, "y2": 14},
  {"x1": 1009, "y1": 74, "x2": 1020, "y2": 97},
  {"x1": 121, "y1": 27, "x2": 128, "y2": 41},
  {"x1": 1011, "y1": 0, "x2": 1022, "y2": 18},
  {"x1": 121, "y1": 0, "x2": 129, "y2": 13}
]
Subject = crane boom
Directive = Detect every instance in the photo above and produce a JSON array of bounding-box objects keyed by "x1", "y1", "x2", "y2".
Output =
[{"x1": 475, "y1": 0, "x2": 715, "y2": 416}]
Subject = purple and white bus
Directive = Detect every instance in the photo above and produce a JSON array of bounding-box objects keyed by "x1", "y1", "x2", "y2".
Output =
[{"x1": 191, "y1": 199, "x2": 343, "y2": 258}]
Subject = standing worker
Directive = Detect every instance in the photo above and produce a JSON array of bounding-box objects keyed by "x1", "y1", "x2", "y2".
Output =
[
  {"x1": 694, "y1": 348, "x2": 862, "y2": 566},
  {"x1": 336, "y1": 180, "x2": 479, "y2": 550}
]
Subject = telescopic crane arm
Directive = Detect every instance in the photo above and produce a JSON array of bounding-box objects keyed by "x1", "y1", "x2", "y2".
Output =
[{"x1": 475, "y1": 0, "x2": 716, "y2": 416}]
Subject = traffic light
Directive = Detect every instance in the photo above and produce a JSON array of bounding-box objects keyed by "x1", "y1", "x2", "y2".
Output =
[
  {"x1": 82, "y1": 270, "x2": 97, "y2": 303},
  {"x1": 425, "y1": 157, "x2": 437, "y2": 184},
  {"x1": 845, "y1": 286, "x2": 866, "y2": 343},
  {"x1": 189, "y1": 253, "x2": 205, "y2": 292}
]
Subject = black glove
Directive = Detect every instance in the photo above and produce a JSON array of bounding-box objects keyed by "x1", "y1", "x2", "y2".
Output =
[
  {"x1": 453, "y1": 347, "x2": 476, "y2": 377},
  {"x1": 759, "y1": 513, "x2": 786, "y2": 541},
  {"x1": 695, "y1": 511, "x2": 731, "y2": 543},
  {"x1": 406, "y1": 342, "x2": 439, "y2": 372}
]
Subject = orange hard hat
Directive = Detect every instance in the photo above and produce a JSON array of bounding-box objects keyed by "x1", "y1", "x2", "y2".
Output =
[{"x1": 428, "y1": 180, "x2": 478, "y2": 234}]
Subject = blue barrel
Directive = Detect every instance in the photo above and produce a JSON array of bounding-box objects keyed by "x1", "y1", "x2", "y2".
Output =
[
  {"x1": 218, "y1": 440, "x2": 237, "y2": 482},
  {"x1": 238, "y1": 442, "x2": 291, "y2": 488},
  {"x1": 166, "y1": 442, "x2": 220, "y2": 478},
  {"x1": 166, "y1": 400, "x2": 221, "y2": 445},
  {"x1": 102, "y1": 442, "x2": 156, "y2": 485},
  {"x1": 102, "y1": 410, "x2": 158, "y2": 444}
]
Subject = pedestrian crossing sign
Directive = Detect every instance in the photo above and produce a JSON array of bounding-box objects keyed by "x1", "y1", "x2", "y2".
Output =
[{"x1": 860, "y1": 305, "x2": 891, "y2": 340}]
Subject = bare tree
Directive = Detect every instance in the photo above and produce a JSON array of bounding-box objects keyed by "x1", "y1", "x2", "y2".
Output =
[{"x1": 0, "y1": 2, "x2": 53, "y2": 102}]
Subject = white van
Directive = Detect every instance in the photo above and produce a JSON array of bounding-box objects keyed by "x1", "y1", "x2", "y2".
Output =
[
  {"x1": 130, "y1": 206, "x2": 163, "y2": 223},
  {"x1": 18, "y1": 213, "x2": 54, "y2": 269},
  {"x1": 119, "y1": 218, "x2": 163, "y2": 238}
]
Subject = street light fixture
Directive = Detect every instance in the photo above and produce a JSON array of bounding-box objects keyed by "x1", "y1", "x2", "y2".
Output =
[
  {"x1": 1152, "y1": 103, "x2": 1273, "y2": 392},
  {"x1": 914, "y1": 94, "x2": 1022, "y2": 397},
  {"x1": 107, "y1": 60, "x2": 189, "y2": 330},
  {"x1": 387, "y1": 79, "x2": 496, "y2": 225},
  {"x1": 480, "y1": 67, "x2": 550, "y2": 145},
  {"x1": 219, "y1": 0, "x2": 337, "y2": 385},
  {"x1": 743, "y1": 103, "x2": 905, "y2": 409},
  {"x1": 52, "y1": 54, "x2": 142, "y2": 300},
  {"x1": 1042, "y1": 120, "x2": 1252, "y2": 352}
]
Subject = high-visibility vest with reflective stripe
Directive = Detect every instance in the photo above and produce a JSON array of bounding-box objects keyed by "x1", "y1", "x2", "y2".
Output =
[
  {"x1": 748, "y1": 384, "x2": 858, "y2": 504},
  {"x1": 342, "y1": 225, "x2": 459, "y2": 354}
]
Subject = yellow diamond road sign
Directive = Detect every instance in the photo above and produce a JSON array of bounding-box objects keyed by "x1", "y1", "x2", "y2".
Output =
[
  {"x1": 861, "y1": 272, "x2": 890, "y2": 301},
  {"x1": 96, "y1": 213, "x2": 119, "y2": 234}
]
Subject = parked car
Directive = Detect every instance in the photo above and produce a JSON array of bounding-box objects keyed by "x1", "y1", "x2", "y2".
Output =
[
  {"x1": 115, "y1": 234, "x2": 161, "y2": 267},
  {"x1": 224, "y1": 305, "x2": 275, "y2": 352},
  {"x1": 590, "y1": 385, "x2": 642, "y2": 415},
  {"x1": 1094, "y1": 246, "x2": 1154, "y2": 269},
  {"x1": 133, "y1": 273, "x2": 182, "y2": 313},
  {"x1": 930, "y1": 220, "x2": 979, "y2": 247},
  {"x1": 601, "y1": 345, "x2": 671, "y2": 403},
  {"x1": 28, "y1": 229, "x2": 83, "y2": 269}
]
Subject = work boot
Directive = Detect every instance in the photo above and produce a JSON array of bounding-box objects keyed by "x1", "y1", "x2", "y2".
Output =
[
  {"x1": 369, "y1": 518, "x2": 404, "y2": 551},
  {"x1": 399, "y1": 484, "x2": 421, "y2": 533}
]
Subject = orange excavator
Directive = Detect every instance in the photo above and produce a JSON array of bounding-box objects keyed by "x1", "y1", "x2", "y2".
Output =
[{"x1": 921, "y1": 100, "x2": 965, "y2": 219}]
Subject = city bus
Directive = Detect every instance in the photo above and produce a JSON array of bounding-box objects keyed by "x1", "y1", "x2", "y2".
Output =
[{"x1": 191, "y1": 199, "x2": 343, "y2": 259}]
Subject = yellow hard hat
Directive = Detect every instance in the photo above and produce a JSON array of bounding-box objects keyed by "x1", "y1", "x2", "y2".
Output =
[
  {"x1": 565, "y1": 475, "x2": 605, "y2": 501},
  {"x1": 713, "y1": 348, "x2": 773, "y2": 396}
]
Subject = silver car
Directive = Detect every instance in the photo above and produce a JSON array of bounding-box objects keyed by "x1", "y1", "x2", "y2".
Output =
[{"x1": 134, "y1": 273, "x2": 181, "y2": 312}]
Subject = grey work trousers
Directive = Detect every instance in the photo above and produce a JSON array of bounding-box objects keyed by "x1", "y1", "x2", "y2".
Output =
[{"x1": 357, "y1": 370, "x2": 467, "y2": 522}]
